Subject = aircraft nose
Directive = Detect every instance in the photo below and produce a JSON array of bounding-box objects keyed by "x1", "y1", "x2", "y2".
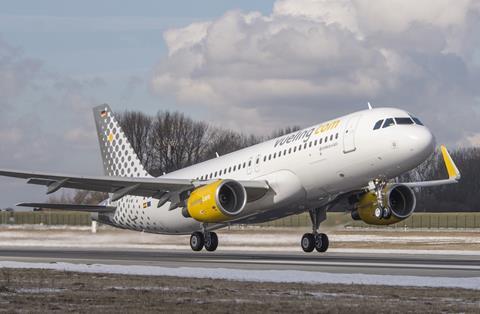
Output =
[{"x1": 407, "y1": 127, "x2": 436, "y2": 159}]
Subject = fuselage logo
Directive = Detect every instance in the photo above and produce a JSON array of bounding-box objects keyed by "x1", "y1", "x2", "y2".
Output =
[{"x1": 274, "y1": 120, "x2": 341, "y2": 148}]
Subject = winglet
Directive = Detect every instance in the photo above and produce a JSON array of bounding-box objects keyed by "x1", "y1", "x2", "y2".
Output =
[{"x1": 440, "y1": 145, "x2": 461, "y2": 181}]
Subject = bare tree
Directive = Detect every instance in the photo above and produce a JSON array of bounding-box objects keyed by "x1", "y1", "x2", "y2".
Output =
[
  {"x1": 117, "y1": 111, "x2": 154, "y2": 172},
  {"x1": 148, "y1": 111, "x2": 210, "y2": 175},
  {"x1": 268, "y1": 126, "x2": 301, "y2": 139}
]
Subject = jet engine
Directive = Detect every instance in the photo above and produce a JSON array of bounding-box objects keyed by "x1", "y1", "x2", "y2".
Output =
[
  {"x1": 351, "y1": 184, "x2": 416, "y2": 225},
  {"x1": 183, "y1": 179, "x2": 247, "y2": 223}
]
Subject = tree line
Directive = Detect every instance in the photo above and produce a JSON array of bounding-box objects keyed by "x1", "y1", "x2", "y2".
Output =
[{"x1": 49, "y1": 107, "x2": 480, "y2": 212}]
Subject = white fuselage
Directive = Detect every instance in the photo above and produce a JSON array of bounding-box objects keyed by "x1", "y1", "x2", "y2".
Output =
[{"x1": 107, "y1": 107, "x2": 435, "y2": 234}]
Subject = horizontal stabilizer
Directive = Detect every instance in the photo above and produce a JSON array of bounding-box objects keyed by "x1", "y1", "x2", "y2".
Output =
[{"x1": 16, "y1": 203, "x2": 116, "y2": 213}]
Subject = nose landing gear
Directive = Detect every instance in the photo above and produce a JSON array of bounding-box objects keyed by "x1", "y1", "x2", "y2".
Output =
[
  {"x1": 370, "y1": 179, "x2": 391, "y2": 219},
  {"x1": 301, "y1": 208, "x2": 330, "y2": 253}
]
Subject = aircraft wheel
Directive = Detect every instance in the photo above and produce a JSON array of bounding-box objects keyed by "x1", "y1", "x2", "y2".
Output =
[
  {"x1": 382, "y1": 207, "x2": 392, "y2": 219},
  {"x1": 190, "y1": 231, "x2": 204, "y2": 251},
  {"x1": 315, "y1": 233, "x2": 329, "y2": 253},
  {"x1": 374, "y1": 207, "x2": 383, "y2": 219},
  {"x1": 301, "y1": 233, "x2": 315, "y2": 253},
  {"x1": 204, "y1": 232, "x2": 218, "y2": 252}
]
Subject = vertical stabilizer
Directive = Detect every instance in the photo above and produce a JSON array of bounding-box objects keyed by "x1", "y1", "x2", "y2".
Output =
[{"x1": 93, "y1": 104, "x2": 150, "y2": 178}]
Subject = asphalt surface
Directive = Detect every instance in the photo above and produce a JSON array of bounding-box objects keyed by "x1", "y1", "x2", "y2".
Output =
[{"x1": 0, "y1": 247, "x2": 479, "y2": 278}]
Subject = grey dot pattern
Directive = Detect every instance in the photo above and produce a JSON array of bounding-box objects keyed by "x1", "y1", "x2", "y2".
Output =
[
  {"x1": 95, "y1": 106, "x2": 158, "y2": 231},
  {"x1": 97, "y1": 107, "x2": 149, "y2": 178}
]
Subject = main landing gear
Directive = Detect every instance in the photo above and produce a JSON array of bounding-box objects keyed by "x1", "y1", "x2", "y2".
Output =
[
  {"x1": 190, "y1": 231, "x2": 218, "y2": 252},
  {"x1": 301, "y1": 208, "x2": 329, "y2": 253}
]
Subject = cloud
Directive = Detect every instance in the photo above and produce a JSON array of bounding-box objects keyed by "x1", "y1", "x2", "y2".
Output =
[
  {"x1": 152, "y1": 0, "x2": 480, "y2": 142},
  {"x1": 0, "y1": 36, "x2": 42, "y2": 115}
]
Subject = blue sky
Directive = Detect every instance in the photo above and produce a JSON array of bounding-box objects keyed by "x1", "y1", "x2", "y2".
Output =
[
  {"x1": 0, "y1": 0, "x2": 479, "y2": 207},
  {"x1": 0, "y1": 0, "x2": 276, "y2": 113}
]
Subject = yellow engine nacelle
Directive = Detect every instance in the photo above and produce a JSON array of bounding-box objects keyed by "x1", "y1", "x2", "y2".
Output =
[
  {"x1": 183, "y1": 179, "x2": 247, "y2": 223},
  {"x1": 351, "y1": 184, "x2": 416, "y2": 225}
]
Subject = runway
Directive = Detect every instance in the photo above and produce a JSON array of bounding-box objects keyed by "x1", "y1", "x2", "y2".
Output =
[{"x1": 0, "y1": 247, "x2": 479, "y2": 278}]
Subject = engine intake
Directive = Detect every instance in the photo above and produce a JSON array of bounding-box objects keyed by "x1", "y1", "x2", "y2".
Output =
[
  {"x1": 184, "y1": 180, "x2": 247, "y2": 223},
  {"x1": 351, "y1": 184, "x2": 416, "y2": 225}
]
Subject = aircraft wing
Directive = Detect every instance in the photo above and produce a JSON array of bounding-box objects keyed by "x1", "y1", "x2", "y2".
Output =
[
  {"x1": 398, "y1": 145, "x2": 461, "y2": 188},
  {"x1": 16, "y1": 203, "x2": 117, "y2": 213},
  {"x1": 0, "y1": 169, "x2": 270, "y2": 203}
]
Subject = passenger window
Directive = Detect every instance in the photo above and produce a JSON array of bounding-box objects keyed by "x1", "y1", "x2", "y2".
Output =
[
  {"x1": 273, "y1": 153, "x2": 276, "y2": 158},
  {"x1": 314, "y1": 140, "x2": 318, "y2": 145},
  {"x1": 278, "y1": 151, "x2": 282, "y2": 157},
  {"x1": 304, "y1": 143, "x2": 307, "y2": 149},
  {"x1": 395, "y1": 117, "x2": 414, "y2": 125},
  {"x1": 214, "y1": 171, "x2": 217, "y2": 177},
  {"x1": 256, "y1": 158, "x2": 259, "y2": 164},
  {"x1": 309, "y1": 142, "x2": 312, "y2": 147},
  {"x1": 268, "y1": 154, "x2": 272, "y2": 160},
  {"x1": 330, "y1": 134, "x2": 334, "y2": 141},
  {"x1": 319, "y1": 138, "x2": 323, "y2": 144},
  {"x1": 263, "y1": 156, "x2": 267, "y2": 162},
  {"x1": 335, "y1": 133, "x2": 339, "y2": 139},
  {"x1": 324, "y1": 136, "x2": 328, "y2": 143},
  {"x1": 373, "y1": 120, "x2": 383, "y2": 130},
  {"x1": 243, "y1": 162, "x2": 246, "y2": 168},
  {"x1": 383, "y1": 118, "x2": 395, "y2": 128},
  {"x1": 298, "y1": 145, "x2": 302, "y2": 151},
  {"x1": 288, "y1": 148, "x2": 292, "y2": 154},
  {"x1": 284, "y1": 149, "x2": 287, "y2": 155},
  {"x1": 293, "y1": 147, "x2": 297, "y2": 152},
  {"x1": 233, "y1": 165, "x2": 237, "y2": 171}
]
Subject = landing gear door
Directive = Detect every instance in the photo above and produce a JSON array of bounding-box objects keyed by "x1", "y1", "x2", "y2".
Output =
[{"x1": 343, "y1": 115, "x2": 360, "y2": 153}]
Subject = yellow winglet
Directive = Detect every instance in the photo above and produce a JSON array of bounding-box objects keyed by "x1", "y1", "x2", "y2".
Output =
[{"x1": 440, "y1": 145, "x2": 461, "y2": 180}]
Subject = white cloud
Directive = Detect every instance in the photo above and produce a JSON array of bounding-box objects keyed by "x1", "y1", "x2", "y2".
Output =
[{"x1": 152, "y1": 0, "x2": 480, "y2": 141}]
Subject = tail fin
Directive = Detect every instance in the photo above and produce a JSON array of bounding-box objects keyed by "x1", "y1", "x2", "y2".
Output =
[{"x1": 93, "y1": 104, "x2": 151, "y2": 178}]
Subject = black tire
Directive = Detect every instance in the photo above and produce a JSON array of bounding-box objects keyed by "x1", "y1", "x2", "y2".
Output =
[
  {"x1": 316, "y1": 233, "x2": 329, "y2": 253},
  {"x1": 301, "y1": 233, "x2": 315, "y2": 253},
  {"x1": 190, "y1": 232, "x2": 204, "y2": 251},
  {"x1": 205, "y1": 232, "x2": 218, "y2": 252},
  {"x1": 314, "y1": 233, "x2": 323, "y2": 252}
]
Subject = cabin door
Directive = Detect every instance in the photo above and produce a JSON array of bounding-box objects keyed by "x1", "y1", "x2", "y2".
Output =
[{"x1": 343, "y1": 116, "x2": 360, "y2": 153}]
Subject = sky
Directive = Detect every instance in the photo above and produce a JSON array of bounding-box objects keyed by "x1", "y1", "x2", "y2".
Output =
[{"x1": 0, "y1": 0, "x2": 479, "y2": 207}]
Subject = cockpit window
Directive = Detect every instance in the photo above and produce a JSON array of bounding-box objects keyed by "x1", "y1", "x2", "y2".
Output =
[
  {"x1": 410, "y1": 116, "x2": 424, "y2": 126},
  {"x1": 395, "y1": 117, "x2": 414, "y2": 125},
  {"x1": 373, "y1": 120, "x2": 383, "y2": 130},
  {"x1": 382, "y1": 118, "x2": 395, "y2": 128}
]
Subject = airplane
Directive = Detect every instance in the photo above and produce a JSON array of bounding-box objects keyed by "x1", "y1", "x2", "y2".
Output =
[{"x1": 0, "y1": 105, "x2": 461, "y2": 253}]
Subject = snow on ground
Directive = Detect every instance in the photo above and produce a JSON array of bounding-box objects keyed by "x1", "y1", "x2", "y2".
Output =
[
  {"x1": 0, "y1": 261, "x2": 479, "y2": 290},
  {"x1": 0, "y1": 225, "x2": 479, "y2": 254}
]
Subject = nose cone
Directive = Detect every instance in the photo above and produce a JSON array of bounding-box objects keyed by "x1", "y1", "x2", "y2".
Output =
[{"x1": 407, "y1": 127, "x2": 436, "y2": 160}]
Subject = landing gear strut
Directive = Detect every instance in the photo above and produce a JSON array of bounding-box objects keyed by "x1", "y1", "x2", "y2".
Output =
[
  {"x1": 371, "y1": 179, "x2": 391, "y2": 219},
  {"x1": 301, "y1": 208, "x2": 329, "y2": 253},
  {"x1": 190, "y1": 227, "x2": 218, "y2": 252}
]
